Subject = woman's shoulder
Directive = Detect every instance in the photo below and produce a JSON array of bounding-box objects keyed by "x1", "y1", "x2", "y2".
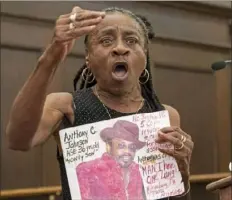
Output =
[
  {"x1": 46, "y1": 92, "x2": 73, "y2": 110},
  {"x1": 46, "y1": 88, "x2": 92, "y2": 108},
  {"x1": 162, "y1": 104, "x2": 180, "y2": 127},
  {"x1": 163, "y1": 104, "x2": 179, "y2": 115}
]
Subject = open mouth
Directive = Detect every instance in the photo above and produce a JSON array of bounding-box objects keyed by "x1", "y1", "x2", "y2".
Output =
[{"x1": 112, "y1": 62, "x2": 128, "y2": 81}]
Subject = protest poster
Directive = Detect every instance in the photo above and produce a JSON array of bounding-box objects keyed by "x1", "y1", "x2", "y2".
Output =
[{"x1": 59, "y1": 110, "x2": 185, "y2": 200}]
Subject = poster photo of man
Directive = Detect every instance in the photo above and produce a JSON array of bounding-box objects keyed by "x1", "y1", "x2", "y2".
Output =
[
  {"x1": 59, "y1": 111, "x2": 185, "y2": 200},
  {"x1": 76, "y1": 120, "x2": 146, "y2": 200}
]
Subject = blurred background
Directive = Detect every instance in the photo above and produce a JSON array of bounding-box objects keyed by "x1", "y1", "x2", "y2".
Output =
[{"x1": 1, "y1": 1, "x2": 231, "y2": 200}]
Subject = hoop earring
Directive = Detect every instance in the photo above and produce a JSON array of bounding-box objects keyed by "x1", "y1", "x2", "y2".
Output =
[
  {"x1": 82, "y1": 68, "x2": 95, "y2": 83},
  {"x1": 139, "y1": 69, "x2": 149, "y2": 84}
]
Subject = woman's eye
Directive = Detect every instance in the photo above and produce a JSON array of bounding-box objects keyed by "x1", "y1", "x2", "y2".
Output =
[
  {"x1": 126, "y1": 38, "x2": 138, "y2": 45},
  {"x1": 101, "y1": 38, "x2": 113, "y2": 46}
]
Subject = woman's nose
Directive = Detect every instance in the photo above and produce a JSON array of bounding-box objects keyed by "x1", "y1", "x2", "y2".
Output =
[{"x1": 112, "y1": 42, "x2": 129, "y2": 56}]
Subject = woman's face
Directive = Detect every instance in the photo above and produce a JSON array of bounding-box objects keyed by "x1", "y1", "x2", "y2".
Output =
[{"x1": 86, "y1": 12, "x2": 147, "y2": 92}]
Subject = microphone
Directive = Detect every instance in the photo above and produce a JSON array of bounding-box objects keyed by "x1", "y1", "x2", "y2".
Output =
[{"x1": 211, "y1": 60, "x2": 232, "y2": 71}]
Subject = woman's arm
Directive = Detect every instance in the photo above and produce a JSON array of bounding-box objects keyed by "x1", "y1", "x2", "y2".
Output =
[{"x1": 6, "y1": 6, "x2": 105, "y2": 151}]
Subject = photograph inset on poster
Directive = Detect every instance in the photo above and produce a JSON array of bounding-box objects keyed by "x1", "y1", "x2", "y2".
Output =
[{"x1": 59, "y1": 110, "x2": 185, "y2": 200}]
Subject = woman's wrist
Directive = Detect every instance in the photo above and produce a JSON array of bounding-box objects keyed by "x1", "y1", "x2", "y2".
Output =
[{"x1": 38, "y1": 42, "x2": 64, "y2": 67}]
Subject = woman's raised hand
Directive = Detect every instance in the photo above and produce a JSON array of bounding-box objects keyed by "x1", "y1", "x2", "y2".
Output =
[{"x1": 42, "y1": 6, "x2": 105, "y2": 63}]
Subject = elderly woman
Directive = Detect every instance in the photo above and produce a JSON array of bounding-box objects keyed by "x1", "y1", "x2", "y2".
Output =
[{"x1": 6, "y1": 6, "x2": 194, "y2": 200}]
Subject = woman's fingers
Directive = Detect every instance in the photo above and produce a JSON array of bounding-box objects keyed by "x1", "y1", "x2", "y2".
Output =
[
  {"x1": 47, "y1": 6, "x2": 105, "y2": 62},
  {"x1": 67, "y1": 25, "x2": 97, "y2": 38},
  {"x1": 156, "y1": 127, "x2": 194, "y2": 150},
  {"x1": 57, "y1": 16, "x2": 102, "y2": 32},
  {"x1": 156, "y1": 131, "x2": 181, "y2": 146},
  {"x1": 75, "y1": 10, "x2": 105, "y2": 21},
  {"x1": 54, "y1": 7, "x2": 105, "y2": 43},
  {"x1": 75, "y1": 16, "x2": 103, "y2": 28},
  {"x1": 56, "y1": 10, "x2": 104, "y2": 25}
]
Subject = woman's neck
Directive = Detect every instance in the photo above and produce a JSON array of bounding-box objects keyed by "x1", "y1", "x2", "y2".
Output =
[
  {"x1": 96, "y1": 84, "x2": 142, "y2": 103},
  {"x1": 94, "y1": 84, "x2": 144, "y2": 113}
]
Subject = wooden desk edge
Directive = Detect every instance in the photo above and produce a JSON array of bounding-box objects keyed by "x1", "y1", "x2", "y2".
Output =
[
  {"x1": 0, "y1": 187, "x2": 61, "y2": 198},
  {"x1": 206, "y1": 175, "x2": 232, "y2": 192},
  {"x1": 0, "y1": 172, "x2": 230, "y2": 198}
]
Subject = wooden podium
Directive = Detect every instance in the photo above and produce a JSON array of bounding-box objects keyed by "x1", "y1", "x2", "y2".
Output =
[{"x1": 206, "y1": 175, "x2": 232, "y2": 200}]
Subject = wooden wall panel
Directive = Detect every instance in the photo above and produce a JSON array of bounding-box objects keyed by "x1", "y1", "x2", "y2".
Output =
[
  {"x1": 1, "y1": 19, "x2": 230, "y2": 73},
  {"x1": 215, "y1": 67, "x2": 232, "y2": 172},
  {"x1": 1, "y1": 1, "x2": 231, "y2": 47},
  {"x1": 0, "y1": 49, "x2": 43, "y2": 189},
  {"x1": 1, "y1": 19, "x2": 53, "y2": 52},
  {"x1": 60, "y1": 57, "x2": 85, "y2": 92},
  {"x1": 200, "y1": 1, "x2": 231, "y2": 8},
  {"x1": 1, "y1": 2, "x2": 231, "y2": 197},
  {"x1": 41, "y1": 138, "x2": 60, "y2": 187},
  {"x1": 190, "y1": 182, "x2": 218, "y2": 200},
  {"x1": 153, "y1": 67, "x2": 218, "y2": 174},
  {"x1": 150, "y1": 42, "x2": 230, "y2": 71}
]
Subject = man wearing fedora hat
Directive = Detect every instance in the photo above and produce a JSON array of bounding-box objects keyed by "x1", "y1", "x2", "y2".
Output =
[{"x1": 76, "y1": 120, "x2": 146, "y2": 200}]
